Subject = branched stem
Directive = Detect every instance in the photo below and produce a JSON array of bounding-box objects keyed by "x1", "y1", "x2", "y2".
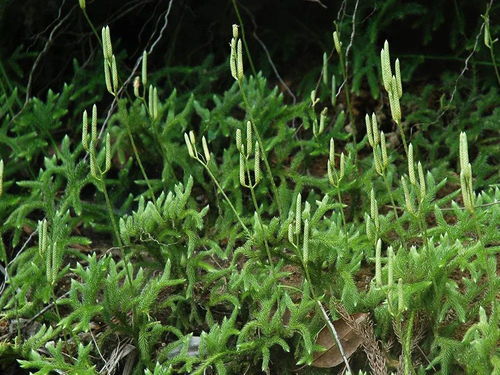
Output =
[{"x1": 238, "y1": 81, "x2": 283, "y2": 219}]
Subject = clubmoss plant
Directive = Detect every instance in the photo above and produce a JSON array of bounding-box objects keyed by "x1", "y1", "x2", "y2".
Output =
[
  {"x1": 101, "y1": 27, "x2": 157, "y2": 203},
  {"x1": 326, "y1": 138, "x2": 348, "y2": 236},
  {"x1": 82, "y1": 105, "x2": 122, "y2": 250},
  {"x1": 381, "y1": 41, "x2": 408, "y2": 155},
  {"x1": 185, "y1": 130, "x2": 248, "y2": 233},
  {"x1": 0, "y1": 8, "x2": 498, "y2": 375},
  {"x1": 230, "y1": 24, "x2": 283, "y2": 219}
]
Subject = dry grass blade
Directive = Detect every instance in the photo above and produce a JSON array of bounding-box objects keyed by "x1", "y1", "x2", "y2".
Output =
[{"x1": 312, "y1": 312, "x2": 368, "y2": 368}]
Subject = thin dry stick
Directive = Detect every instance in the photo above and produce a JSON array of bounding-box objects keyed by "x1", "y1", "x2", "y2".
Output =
[
  {"x1": 252, "y1": 32, "x2": 296, "y2": 106},
  {"x1": 343, "y1": 0, "x2": 360, "y2": 79},
  {"x1": 334, "y1": 0, "x2": 360, "y2": 150},
  {"x1": 90, "y1": 330, "x2": 107, "y2": 366},
  {"x1": 336, "y1": 0, "x2": 348, "y2": 23},
  {"x1": 317, "y1": 300, "x2": 353, "y2": 374},
  {"x1": 24, "y1": 0, "x2": 72, "y2": 105},
  {"x1": 305, "y1": 0, "x2": 327, "y2": 9},
  {"x1": 335, "y1": 0, "x2": 360, "y2": 101}
]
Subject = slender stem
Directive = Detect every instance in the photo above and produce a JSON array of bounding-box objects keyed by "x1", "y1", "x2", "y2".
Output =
[
  {"x1": 82, "y1": 9, "x2": 102, "y2": 48},
  {"x1": 383, "y1": 174, "x2": 400, "y2": 220},
  {"x1": 487, "y1": 44, "x2": 500, "y2": 85},
  {"x1": 484, "y1": 0, "x2": 500, "y2": 85},
  {"x1": 101, "y1": 182, "x2": 122, "y2": 248},
  {"x1": 238, "y1": 81, "x2": 283, "y2": 219},
  {"x1": 338, "y1": 51, "x2": 356, "y2": 149},
  {"x1": 246, "y1": 167, "x2": 274, "y2": 268},
  {"x1": 124, "y1": 122, "x2": 156, "y2": 204},
  {"x1": 382, "y1": 173, "x2": 406, "y2": 246},
  {"x1": 250, "y1": 186, "x2": 274, "y2": 267},
  {"x1": 336, "y1": 189, "x2": 350, "y2": 258},
  {"x1": 51, "y1": 289, "x2": 74, "y2": 344},
  {"x1": 141, "y1": 96, "x2": 175, "y2": 181},
  {"x1": 336, "y1": 190, "x2": 347, "y2": 229},
  {"x1": 418, "y1": 213, "x2": 428, "y2": 249},
  {"x1": 397, "y1": 53, "x2": 496, "y2": 66},
  {"x1": 202, "y1": 163, "x2": 249, "y2": 233},
  {"x1": 101, "y1": 180, "x2": 134, "y2": 295},
  {"x1": 472, "y1": 211, "x2": 483, "y2": 244},
  {"x1": 396, "y1": 120, "x2": 409, "y2": 157}
]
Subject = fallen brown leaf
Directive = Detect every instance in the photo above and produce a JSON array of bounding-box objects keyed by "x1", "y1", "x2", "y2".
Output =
[{"x1": 312, "y1": 312, "x2": 368, "y2": 368}]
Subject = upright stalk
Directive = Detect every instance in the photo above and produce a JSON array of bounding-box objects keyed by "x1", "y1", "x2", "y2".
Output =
[
  {"x1": 238, "y1": 82, "x2": 283, "y2": 219},
  {"x1": 246, "y1": 166, "x2": 274, "y2": 268},
  {"x1": 338, "y1": 51, "x2": 356, "y2": 147},
  {"x1": 395, "y1": 120, "x2": 409, "y2": 157},
  {"x1": 82, "y1": 9, "x2": 102, "y2": 47},
  {"x1": 124, "y1": 121, "x2": 157, "y2": 204},
  {"x1": 383, "y1": 173, "x2": 406, "y2": 246},
  {"x1": 336, "y1": 190, "x2": 350, "y2": 259},
  {"x1": 101, "y1": 181, "x2": 134, "y2": 288},
  {"x1": 204, "y1": 166, "x2": 249, "y2": 234},
  {"x1": 488, "y1": 45, "x2": 500, "y2": 85},
  {"x1": 417, "y1": 213, "x2": 428, "y2": 249},
  {"x1": 101, "y1": 182, "x2": 122, "y2": 248}
]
